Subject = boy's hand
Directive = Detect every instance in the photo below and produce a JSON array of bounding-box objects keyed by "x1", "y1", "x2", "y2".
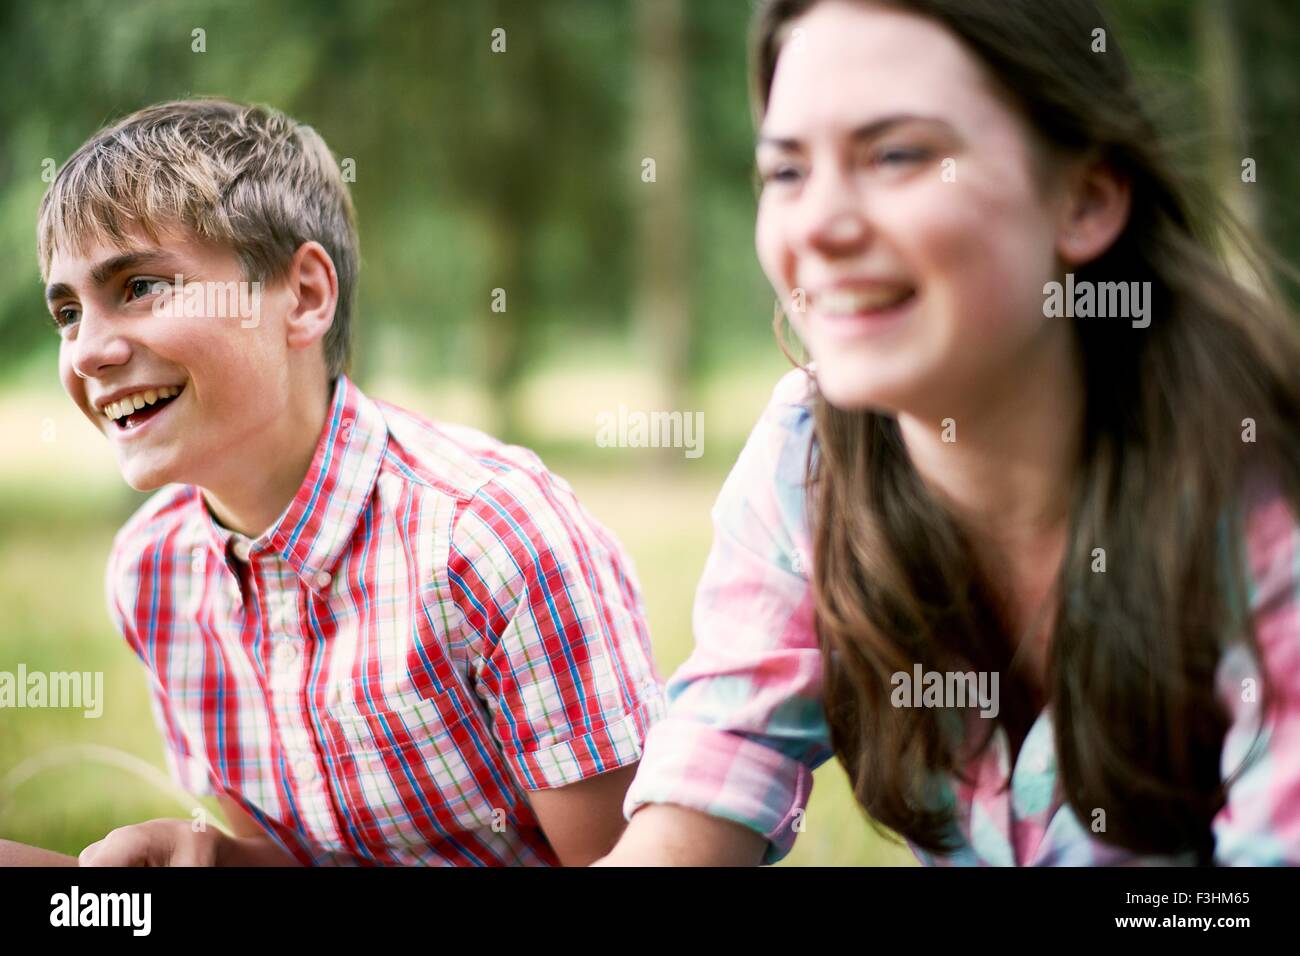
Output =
[{"x1": 79, "y1": 819, "x2": 223, "y2": 867}]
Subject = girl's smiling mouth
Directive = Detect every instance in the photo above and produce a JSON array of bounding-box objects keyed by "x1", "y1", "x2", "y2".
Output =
[{"x1": 808, "y1": 283, "x2": 919, "y2": 337}]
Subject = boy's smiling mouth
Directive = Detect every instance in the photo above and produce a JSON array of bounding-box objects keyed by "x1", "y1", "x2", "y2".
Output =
[{"x1": 96, "y1": 381, "x2": 188, "y2": 432}]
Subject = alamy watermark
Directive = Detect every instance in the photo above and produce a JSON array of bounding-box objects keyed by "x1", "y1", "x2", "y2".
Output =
[
  {"x1": 50, "y1": 886, "x2": 150, "y2": 936},
  {"x1": 151, "y1": 275, "x2": 262, "y2": 328},
  {"x1": 891, "y1": 664, "x2": 1000, "y2": 718},
  {"x1": 596, "y1": 405, "x2": 704, "y2": 459},
  {"x1": 0, "y1": 664, "x2": 103, "y2": 718},
  {"x1": 1043, "y1": 273, "x2": 1151, "y2": 328}
]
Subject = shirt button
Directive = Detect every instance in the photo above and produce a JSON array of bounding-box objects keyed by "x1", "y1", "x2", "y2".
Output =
[
  {"x1": 294, "y1": 757, "x2": 317, "y2": 781},
  {"x1": 313, "y1": 571, "x2": 332, "y2": 589},
  {"x1": 272, "y1": 642, "x2": 299, "y2": 669},
  {"x1": 232, "y1": 539, "x2": 251, "y2": 562}
]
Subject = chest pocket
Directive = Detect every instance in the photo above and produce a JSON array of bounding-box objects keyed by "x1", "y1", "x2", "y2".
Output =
[{"x1": 322, "y1": 675, "x2": 510, "y2": 857}]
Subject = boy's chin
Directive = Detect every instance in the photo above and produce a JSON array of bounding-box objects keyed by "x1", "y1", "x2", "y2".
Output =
[{"x1": 117, "y1": 455, "x2": 184, "y2": 492}]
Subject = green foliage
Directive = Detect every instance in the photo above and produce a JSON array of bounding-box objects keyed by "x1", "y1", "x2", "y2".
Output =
[{"x1": 2, "y1": 0, "x2": 1295, "y2": 392}]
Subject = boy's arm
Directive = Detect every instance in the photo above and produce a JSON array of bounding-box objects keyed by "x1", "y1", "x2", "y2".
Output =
[
  {"x1": 446, "y1": 464, "x2": 666, "y2": 865},
  {"x1": 0, "y1": 839, "x2": 78, "y2": 867},
  {"x1": 526, "y1": 764, "x2": 640, "y2": 867},
  {"x1": 212, "y1": 796, "x2": 301, "y2": 866}
]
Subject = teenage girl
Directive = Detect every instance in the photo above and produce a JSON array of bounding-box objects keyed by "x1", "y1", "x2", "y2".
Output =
[{"x1": 599, "y1": 0, "x2": 1300, "y2": 865}]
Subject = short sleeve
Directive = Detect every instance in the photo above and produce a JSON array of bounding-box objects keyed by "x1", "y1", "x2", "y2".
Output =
[
  {"x1": 1212, "y1": 485, "x2": 1300, "y2": 864},
  {"x1": 623, "y1": 368, "x2": 834, "y2": 864},
  {"x1": 104, "y1": 542, "x2": 214, "y2": 797},
  {"x1": 447, "y1": 459, "x2": 666, "y2": 791}
]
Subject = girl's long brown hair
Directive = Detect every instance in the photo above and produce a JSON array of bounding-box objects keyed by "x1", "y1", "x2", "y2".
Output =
[{"x1": 752, "y1": 0, "x2": 1300, "y2": 858}]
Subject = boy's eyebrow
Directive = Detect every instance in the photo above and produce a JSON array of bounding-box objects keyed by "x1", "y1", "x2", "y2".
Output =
[
  {"x1": 757, "y1": 113, "x2": 953, "y2": 151},
  {"x1": 44, "y1": 250, "x2": 176, "y2": 304}
]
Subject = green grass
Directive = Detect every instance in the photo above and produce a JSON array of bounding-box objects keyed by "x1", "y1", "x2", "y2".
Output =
[{"x1": 0, "y1": 371, "x2": 915, "y2": 866}]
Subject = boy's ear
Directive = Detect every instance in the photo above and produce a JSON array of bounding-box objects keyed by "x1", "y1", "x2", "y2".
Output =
[{"x1": 282, "y1": 241, "x2": 338, "y2": 352}]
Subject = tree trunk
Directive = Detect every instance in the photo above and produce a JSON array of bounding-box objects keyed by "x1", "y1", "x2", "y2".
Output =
[{"x1": 631, "y1": 0, "x2": 692, "y2": 443}]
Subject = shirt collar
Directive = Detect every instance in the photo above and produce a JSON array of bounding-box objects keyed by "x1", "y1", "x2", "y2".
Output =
[{"x1": 195, "y1": 374, "x2": 388, "y2": 591}]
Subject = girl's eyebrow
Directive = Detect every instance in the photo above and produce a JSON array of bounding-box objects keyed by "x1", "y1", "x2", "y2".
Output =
[{"x1": 757, "y1": 113, "x2": 955, "y2": 151}]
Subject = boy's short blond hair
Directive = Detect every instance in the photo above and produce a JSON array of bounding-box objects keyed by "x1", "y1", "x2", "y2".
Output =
[{"x1": 37, "y1": 97, "x2": 359, "y2": 380}]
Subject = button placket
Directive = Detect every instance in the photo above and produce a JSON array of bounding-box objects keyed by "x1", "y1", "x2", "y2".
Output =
[
  {"x1": 269, "y1": 612, "x2": 334, "y2": 839},
  {"x1": 230, "y1": 547, "x2": 342, "y2": 849},
  {"x1": 272, "y1": 639, "x2": 299, "y2": 669}
]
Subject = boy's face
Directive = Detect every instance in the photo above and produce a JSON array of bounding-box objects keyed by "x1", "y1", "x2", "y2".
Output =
[{"x1": 46, "y1": 226, "x2": 295, "y2": 492}]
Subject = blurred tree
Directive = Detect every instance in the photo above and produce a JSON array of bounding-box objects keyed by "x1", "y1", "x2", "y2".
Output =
[
  {"x1": 631, "y1": 0, "x2": 691, "y2": 418},
  {"x1": 1229, "y1": 0, "x2": 1300, "y2": 307},
  {"x1": 1195, "y1": 0, "x2": 1259, "y2": 234},
  {"x1": 0, "y1": 0, "x2": 1295, "y2": 422}
]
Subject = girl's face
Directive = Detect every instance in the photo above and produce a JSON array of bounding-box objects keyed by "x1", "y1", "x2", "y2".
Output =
[{"x1": 755, "y1": 0, "x2": 1069, "y2": 418}]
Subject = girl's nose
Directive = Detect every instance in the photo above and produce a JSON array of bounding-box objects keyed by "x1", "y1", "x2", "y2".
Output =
[{"x1": 798, "y1": 166, "x2": 870, "y2": 256}]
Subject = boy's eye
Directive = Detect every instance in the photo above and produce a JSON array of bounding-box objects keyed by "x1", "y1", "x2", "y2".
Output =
[
  {"x1": 51, "y1": 307, "x2": 80, "y2": 332},
  {"x1": 126, "y1": 277, "x2": 170, "y2": 300}
]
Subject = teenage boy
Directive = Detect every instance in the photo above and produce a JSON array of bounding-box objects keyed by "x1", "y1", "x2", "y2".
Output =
[{"x1": 37, "y1": 99, "x2": 664, "y2": 866}]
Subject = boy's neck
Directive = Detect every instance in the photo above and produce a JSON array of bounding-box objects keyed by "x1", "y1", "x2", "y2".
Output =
[{"x1": 200, "y1": 380, "x2": 333, "y2": 540}]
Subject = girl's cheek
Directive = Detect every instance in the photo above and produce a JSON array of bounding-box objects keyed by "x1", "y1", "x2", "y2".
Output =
[
  {"x1": 754, "y1": 203, "x2": 788, "y2": 297},
  {"x1": 905, "y1": 196, "x2": 1024, "y2": 318}
]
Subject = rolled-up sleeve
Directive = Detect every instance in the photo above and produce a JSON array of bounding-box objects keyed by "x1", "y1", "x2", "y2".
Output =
[
  {"x1": 448, "y1": 458, "x2": 666, "y2": 792},
  {"x1": 624, "y1": 369, "x2": 833, "y2": 863}
]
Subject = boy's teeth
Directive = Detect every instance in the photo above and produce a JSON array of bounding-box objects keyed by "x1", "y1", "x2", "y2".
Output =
[
  {"x1": 817, "y1": 287, "x2": 913, "y2": 315},
  {"x1": 103, "y1": 384, "x2": 183, "y2": 421}
]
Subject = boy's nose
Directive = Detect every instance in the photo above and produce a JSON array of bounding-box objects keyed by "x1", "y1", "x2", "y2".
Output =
[{"x1": 69, "y1": 313, "x2": 132, "y2": 379}]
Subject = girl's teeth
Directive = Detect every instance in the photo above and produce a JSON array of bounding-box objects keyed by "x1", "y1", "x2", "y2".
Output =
[{"x1": 817, "y1": 288, "x2": 913, "y2": 315}]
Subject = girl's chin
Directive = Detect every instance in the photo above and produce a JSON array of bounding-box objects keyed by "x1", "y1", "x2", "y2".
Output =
[{"x1": 813, "y1": 364, "x2": 913, "y2": 415}]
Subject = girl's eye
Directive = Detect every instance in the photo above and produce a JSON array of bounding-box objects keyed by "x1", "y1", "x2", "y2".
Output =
[
  {"x1": 871, "y1": 146, "x2": 930, "y2": 167},
  {"x1": 761, "y1": 165, "x2": 804, "y2": 186},
  {"x1": 127, "y1": 277, "x2": 169, "y2": 300}
]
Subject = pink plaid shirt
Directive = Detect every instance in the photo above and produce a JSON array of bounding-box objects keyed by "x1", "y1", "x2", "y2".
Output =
[
  {"x1": 624, "y1": 367, "x2": 1300, "y2": 865},
  {"x1": 106, "y1": 375, "x2": 665, "y2": 865}
]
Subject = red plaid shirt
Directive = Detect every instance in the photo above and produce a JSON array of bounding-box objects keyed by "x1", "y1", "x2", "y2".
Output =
[{"x1": 105, "y1": 375, "x2": 665, "y2": 865}]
